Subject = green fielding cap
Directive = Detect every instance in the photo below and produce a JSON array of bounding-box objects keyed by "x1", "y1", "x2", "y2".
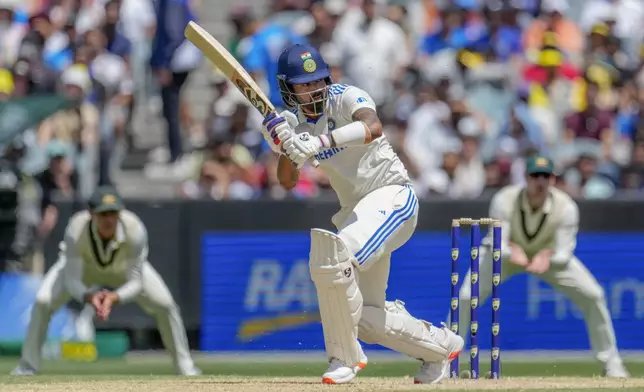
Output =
[
  {"x1": 525, "y1": 155, "x2": 554, "y2": 175},
  {"x1": 88, "y1": 186, "x2": 124, "y2": 213}
]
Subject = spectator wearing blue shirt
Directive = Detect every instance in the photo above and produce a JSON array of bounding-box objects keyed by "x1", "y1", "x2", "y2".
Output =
[
  {"x1": 150, "y1": 0, "x2": 201, "y2": 170},
  {"x1": 485, "y1": 2, "x2": 522, "y2": 62},
  {"x1": 233, "y1": 8, "x2": 306, "y2": 109},
  {"x1": 104, "y1": 0, "x2": 132, "y2": 60}
]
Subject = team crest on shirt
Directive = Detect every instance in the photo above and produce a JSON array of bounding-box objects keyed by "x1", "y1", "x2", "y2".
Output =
[{"x1": 328, "y1": 118, "x2": 336, "y2": 130}]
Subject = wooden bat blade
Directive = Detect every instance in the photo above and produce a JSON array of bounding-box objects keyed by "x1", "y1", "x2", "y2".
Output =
[
  {"x1": 184, "y1": 21, "x2": 274, "y2": 117},
  {"x1": 184, "y1": 22, "x2": 320, "y2": 168}
]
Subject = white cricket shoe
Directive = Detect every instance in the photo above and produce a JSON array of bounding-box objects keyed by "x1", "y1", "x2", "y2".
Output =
[
  {"x1": 180, "y1": 366, "x2": 203, "y2": 376},
  {"x1": 354, "y1": 344, "x2": 368, "y2": 374},
  {"x1": 605, "y1": 361, "x2": 630, "y2": 378},
  {"x1": 10, "y1": 364, "x2": 37, "y2": 376},
  {"x1": 414, "y1": 323, "x2": 464, "y2": 384},
  {"x1": 321, "y1": 344, "x2": 368, "y2": 384},
  {"x1": 322, "y1": 358, "x2": 356, "y2": 384}
]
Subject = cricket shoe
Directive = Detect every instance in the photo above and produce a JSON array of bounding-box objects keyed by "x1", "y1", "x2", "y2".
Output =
[
  {"x1": 322, "y1": 346, "x2": 368, "y2": 384},
  {"x1": 414, "y1": 323, "x2": 464, "y2": 384},
  {"x1": 180, "y1": 366, "x2": 203, "y2": 376},
  {"x1": 604, "y1": 361, "x2": 630, "y2": 378},
  {"x1": 10, "y1": 364, "x2": 37, "y2": 376}
]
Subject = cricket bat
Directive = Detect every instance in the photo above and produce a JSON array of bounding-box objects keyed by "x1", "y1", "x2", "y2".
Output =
[{"x1": 184, "y1": 21, "x2": 319, "y2": 167}]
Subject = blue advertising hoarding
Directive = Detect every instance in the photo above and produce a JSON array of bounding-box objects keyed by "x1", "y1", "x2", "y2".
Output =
[{"x1": 201, "y1": 232, "x2": 644, "y2": 352}]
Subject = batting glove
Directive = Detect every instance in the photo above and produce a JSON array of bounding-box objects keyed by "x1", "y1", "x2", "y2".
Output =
[{"x1": 262, "y1": 113, "x2": 293, "y2": 154}]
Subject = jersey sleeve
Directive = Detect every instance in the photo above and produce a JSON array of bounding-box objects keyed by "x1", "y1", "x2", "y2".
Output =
[
  {"x1": 62, "y1": 224, "x2": 88, "y2": 303},
  {"x1": 550, "y1": 199, "x2": 579, "y2": 266},
  {"x1": 114, "y1": 222, "x2": 148, "y2": 303},
  {"x1": 337, "y1": 86, "x2": 377, "y2": 121}
]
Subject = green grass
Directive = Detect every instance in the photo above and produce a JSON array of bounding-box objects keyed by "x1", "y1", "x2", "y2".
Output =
[
  {"x1": 0, "y1": 357, "x2": 642, "y2": 391},
  {"x1": 2, "y1": 358, "x2": 638, "y2": 378}
]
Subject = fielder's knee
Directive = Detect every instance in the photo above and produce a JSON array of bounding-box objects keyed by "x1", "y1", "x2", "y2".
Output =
[{"x1": 582, "y1": 283, "x2": 606, "y2": 307}]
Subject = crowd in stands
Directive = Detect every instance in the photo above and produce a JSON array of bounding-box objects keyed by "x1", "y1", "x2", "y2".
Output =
[
  {"x1": 1, "y1": 0, "x2": 644, "y2": 203},
  {"x1": 185, "y1": 0, "x2": 644, "y2": 200}
]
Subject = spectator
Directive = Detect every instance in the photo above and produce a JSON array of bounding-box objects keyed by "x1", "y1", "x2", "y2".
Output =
[
  {"x1": 38, "y1": 64, "x2": 97, "y2": 197},
  {"x1": 35, "y1": 141, "x2": 79, "y2": 245},
  {"x1": 148, "y1": 0, "x2": 202, "y2": 178},
  {"x1": 523, "y1": 0, "x2": 583, "y2": 61},
  {"x1": 332, "y1": 0, "x2": 411, "y2": 107},
  {"x1": 234, "y1": 6, "x2": 306, "y2": 109}
]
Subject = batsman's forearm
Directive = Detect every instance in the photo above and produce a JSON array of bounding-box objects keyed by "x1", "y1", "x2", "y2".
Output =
[{"x1": 277, "y1": 154, "x2": 299, "y2": 190}]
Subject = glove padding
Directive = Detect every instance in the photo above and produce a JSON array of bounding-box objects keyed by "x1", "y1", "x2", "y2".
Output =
[
  {"x1": 262, "y1": 113, "x2": 294, "y2": 154},
  {"x1": 283, "y1": 131, "x2": 329, "y2": 168}
]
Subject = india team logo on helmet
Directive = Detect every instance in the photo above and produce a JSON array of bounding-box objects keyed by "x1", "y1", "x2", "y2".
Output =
[{"x1": 300, "y1": 52, "x2": 317, "y2": 73}]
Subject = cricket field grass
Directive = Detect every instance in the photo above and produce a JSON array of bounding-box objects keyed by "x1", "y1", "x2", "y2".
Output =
[{"x1": 0, "y1": 355, "x2": 643, "y2": 391}]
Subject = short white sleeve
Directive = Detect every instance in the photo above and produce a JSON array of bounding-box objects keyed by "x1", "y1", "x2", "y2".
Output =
[{"x1": 338, "y1": 86, "x2": 377, "y2": 121}]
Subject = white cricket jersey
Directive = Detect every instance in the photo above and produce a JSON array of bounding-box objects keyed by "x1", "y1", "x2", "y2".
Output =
[
  {"x1": 294, "y1": 84, "x2": 411, "y2": 207},
  {"x1": 485, "y1": 185, "x2": 579, "y2": 265},
  {"x1": 61, "y1": 209, "x2": 148, "y2": 303}
]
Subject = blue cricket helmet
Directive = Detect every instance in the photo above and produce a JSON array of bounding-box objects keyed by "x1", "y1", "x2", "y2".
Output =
[
  {"x1": 277, "y1": 44, "x2": 330, "y2": 84},
  {"x1": 276, "y1": 44, "x2": 333, "y2": 114}
]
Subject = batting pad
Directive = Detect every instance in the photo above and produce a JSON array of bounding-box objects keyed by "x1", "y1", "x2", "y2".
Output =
[
  {"x1": 359, "y1": 300, "x2": 447, "y2": 363},
  {"x1": 309, "y1": 228, "x2": 363, "y2": 368}
]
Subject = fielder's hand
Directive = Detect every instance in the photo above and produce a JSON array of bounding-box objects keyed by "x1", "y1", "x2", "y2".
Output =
[
  {"x1": 85, "y1": 291, "x2": 107, "y2": 315},
  {"x1": 262, "y1": 113, "x2": 293, "y2": 154},
  {"x1": 526, "y1": 249, "x2": 553, "y2": 275},
  {"x1": 97, "y1": 291, "x2": 119, "y2": 321},
  {"x1": 509, "y1": 243, "x2": 529, "y2": 267}
]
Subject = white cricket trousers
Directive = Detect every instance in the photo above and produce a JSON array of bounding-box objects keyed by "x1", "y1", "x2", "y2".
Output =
[
  {"x1": 20, "y1": 258, "x2": 195, "y2": 374},
  {"x1": 333, "y1": 184, "x2": 418, "y2": 310},
  {"x1": 457, "y1": 246, "x2": 621, "y2": 366}
]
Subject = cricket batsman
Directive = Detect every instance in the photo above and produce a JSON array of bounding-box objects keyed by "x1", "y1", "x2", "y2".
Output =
[
  {"x1": 456, "y1": 155, "x2": 629, "y2": 378},
  {"x1": 260, "y1": 44, "x2": 463, "y2": 385},
  {"x1": 11, "y1": 186, "x2": 200, "y2": 376}
]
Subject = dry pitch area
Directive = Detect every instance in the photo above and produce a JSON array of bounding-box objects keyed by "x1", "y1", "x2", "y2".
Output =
[{"x1": 2, "y1": 376, "x2": 644, "y2": 392}]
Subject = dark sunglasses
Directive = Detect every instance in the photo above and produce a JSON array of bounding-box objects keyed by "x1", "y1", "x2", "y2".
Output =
[{"x1": 529, "y1": 172, "x2": 551, "y2": 179}]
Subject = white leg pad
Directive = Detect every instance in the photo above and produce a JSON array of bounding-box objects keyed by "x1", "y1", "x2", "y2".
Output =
[
  {"x1": 359, "y1": 300, "x2": 448, "y2": 363},
  {"x1": 309, "y1": 228, "x2": 363, "y2": 368}
]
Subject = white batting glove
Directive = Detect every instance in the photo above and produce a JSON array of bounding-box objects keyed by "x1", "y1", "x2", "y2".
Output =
[
  {"x1": 262, "y1": 113, "x2": 294, "y2": 154},
  {"x1": 284, "y1": 132, "x2": 331, "y2": 168}
]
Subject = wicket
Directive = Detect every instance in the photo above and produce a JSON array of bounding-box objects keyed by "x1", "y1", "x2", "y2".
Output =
[{"x1": 450, "y1": 218, "x2": 502, "y2": 379}]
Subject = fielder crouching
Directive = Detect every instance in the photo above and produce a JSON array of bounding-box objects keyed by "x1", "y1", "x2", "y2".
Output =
[
  {"x1": 12, "y1": 186, "x2": 200, "y2": 376},
  {"x1": 456, "y1": 155, "x2": 629, "y2": 378}
]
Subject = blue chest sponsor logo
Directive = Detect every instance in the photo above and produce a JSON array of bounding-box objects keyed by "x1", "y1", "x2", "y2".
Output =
[{"x1": 314, "y1": 147, "x2": 345, "y2": 161}]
